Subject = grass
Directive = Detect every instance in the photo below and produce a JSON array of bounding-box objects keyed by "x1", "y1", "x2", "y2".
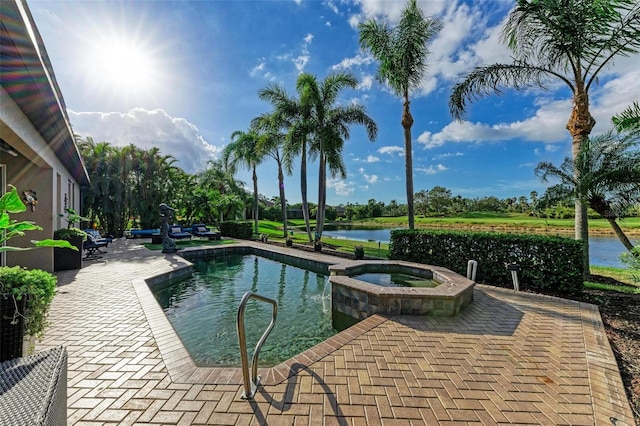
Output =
[
  {"x1": 584, "y1": 281, "x2": 640, "y2": 293},
  {"x1": 590, "y1": 265, "x2": 639, "y2": 286},
  {"x1": 352, "y1": 213, "x2": 640, "y2": 234}
]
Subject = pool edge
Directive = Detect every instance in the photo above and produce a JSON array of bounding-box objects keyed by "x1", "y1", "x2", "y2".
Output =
[{"x1": 132, "y1": 242, "x2": 387, "y2": 386}]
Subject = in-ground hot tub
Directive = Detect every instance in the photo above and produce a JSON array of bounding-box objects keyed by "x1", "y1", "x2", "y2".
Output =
[{"x1": 329, "y1": 260, "x2": 474, "y2": 320}]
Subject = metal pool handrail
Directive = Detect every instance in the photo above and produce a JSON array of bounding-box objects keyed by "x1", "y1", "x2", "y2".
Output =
[{"x1": 236, "y1": 291, "x2": 278, "y2": 400}]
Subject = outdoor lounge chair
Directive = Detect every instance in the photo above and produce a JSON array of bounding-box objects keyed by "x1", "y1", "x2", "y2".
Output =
[
  {"x1": 83, "y1": 229, "x2": 112, "y2": 245},
  {"x1": 190, "y1": 224, "x2": 221, "y2": 240},
  {"x1": 168, "y1": 225, "x2": 192, "y2": 240},
  {"x1": 83, "y1": 237, "x2": 108, "y2": 260}
]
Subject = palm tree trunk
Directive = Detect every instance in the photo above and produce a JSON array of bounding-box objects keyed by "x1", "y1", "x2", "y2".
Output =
[
  {"x1": 277, "y1": 163, "x2": 288, "y2": 238},
  {"x1": 604, "y1": 217, "x2": 636, "y2": 252},
  {"x1": 252, "y1": 165, "x2": 259, "y2": 235},
  {"x1": 402, "y1": 98, "x2": 415, "y2": 230},
  {"x1": 316, "y1": 151, "x2": 326, "y2": 240},
  {"x1": 300, "y1": 142, "x2": 313, "y2": 242},
  {"x1": 567, "y1": 88, "x2": 596, "y2": 277}
]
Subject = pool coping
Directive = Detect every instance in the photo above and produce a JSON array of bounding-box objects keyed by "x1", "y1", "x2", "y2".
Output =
[{"x1": 132, "y1": 242, "x2": 389, "y2": 386}]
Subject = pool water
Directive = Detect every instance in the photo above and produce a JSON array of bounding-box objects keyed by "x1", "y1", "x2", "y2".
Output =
[
  {"x1": 153, "y1": 253, "x2": 336, "y2": 367},
  {"x1": 353, "y1": 273, "x2": 440, "y2": 288}
]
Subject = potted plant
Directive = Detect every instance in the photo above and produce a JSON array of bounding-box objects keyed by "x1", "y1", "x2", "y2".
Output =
[
  {"x1": 0, "y1": 267, "x2": 56, "y2": 362},
  {"x1": 53, "y1": 208, "x2": 90, "y2": 271},
  {"x1": 354, "y1": 245, "x2": 365, "y2": 259},
  {"x1": 0, "y1": 185, "x2": 76, "y2": 361},
  {"x1": 53, "y1": 228, "x2": 87, "y2": 271}
]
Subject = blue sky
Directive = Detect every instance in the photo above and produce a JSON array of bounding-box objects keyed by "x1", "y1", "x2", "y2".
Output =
[{"x1": 29, "y1": 0, "x2": 640, "y2": 206}]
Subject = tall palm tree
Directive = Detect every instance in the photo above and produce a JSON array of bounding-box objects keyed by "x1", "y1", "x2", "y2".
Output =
[
  {"x1": 298, "y1": 72, "x2": 378, "y2": 240},
  {"x1": 252, "y1": 111, "x2": 290, "y2": 238},
  {"x1": 449, "y1": 0, "x2": 640, "y2": 274},
  {"x1": 223, "y1": 129, "x2": 263, "y2": 235},
  {"x1": 359, "y1": 0, "x2": 442, "y2": 230},
  {"x1": 536, "y1": 129, "x2": 640, "y2": 252},
  {"x1": 259, "y1": 80, "x2": 316, "y2": 242}
]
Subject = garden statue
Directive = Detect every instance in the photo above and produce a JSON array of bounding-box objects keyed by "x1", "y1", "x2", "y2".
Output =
[{"x1": 159, "y1": 203, "x2": 177, "y2": 253}]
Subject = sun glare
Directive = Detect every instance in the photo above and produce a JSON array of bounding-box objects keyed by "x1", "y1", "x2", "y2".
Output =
[
  {"x1": 83, "y1": 33, "x2": 162, "y2": 99},
  {"x1": 99, "y1": 41, "x2": 152, "y2": 89}
]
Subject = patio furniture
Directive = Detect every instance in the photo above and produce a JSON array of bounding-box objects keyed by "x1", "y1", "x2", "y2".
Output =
[
  {"x1": 168, "y1": 225, "x2": 192, "y2": 240},
  {"x1": 0, "y1": 346, "x2": 67, "y2": 426},
  {"x1": 127, "y1": 229, "x2": 161, "y2": 238},
  {"x1": 83, "y1": 229, "x2": 113, "y2": 245},
  {"x1": 83, "y1": 237, "x2": 108, "y2": 260},
  {"x1": 190, "y1": 224, "x2": 221, "y2": 240}
]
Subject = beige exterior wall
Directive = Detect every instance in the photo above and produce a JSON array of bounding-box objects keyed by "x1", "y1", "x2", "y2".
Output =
[{"x1": 1, "y1": 87, "x2": 82, "y2": 272}]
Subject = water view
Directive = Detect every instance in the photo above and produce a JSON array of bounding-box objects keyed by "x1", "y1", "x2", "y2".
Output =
[{"x1": 322, "y1": 225, "x2": 633, "y2": 268}]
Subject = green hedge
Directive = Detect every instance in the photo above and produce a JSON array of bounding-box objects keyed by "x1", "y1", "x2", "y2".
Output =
[
  {"x1": 220, "y1": 221, "x2": 253, "y2": 239},
  {"x1": 389, "y1": 229, "x2": 584, "y2": 296}
]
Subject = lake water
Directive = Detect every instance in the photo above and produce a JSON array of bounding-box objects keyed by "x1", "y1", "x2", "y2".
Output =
[{"x1": 321, "y1": 226, "x2": 634, "y2": 268}]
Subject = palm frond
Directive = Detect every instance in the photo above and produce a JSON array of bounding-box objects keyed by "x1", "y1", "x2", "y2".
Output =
[
  {"x1": 612, "y1": 101, "x2": 640, "y2": 134},
  {"x1": 449, "y1": 62, "x2": 568, "y2": 120}
]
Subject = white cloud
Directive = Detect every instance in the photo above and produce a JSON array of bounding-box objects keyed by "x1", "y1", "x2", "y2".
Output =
[
  {"x1": 366, "y1": 155, "x2": 379, "y2": 163},
  {"x1": 69, "y1": 108, "x2": 220, "y2": 173},
  {"x1": 359, "y1": 168, "x2": 378, "y2": 183},
  {"x1": 294, "y1": 55, "x2": 310, "y2": 72},
  {"x1": 250, "y1": 61, "x2": 265, "y2": 77},
  {"x1": 357, "y1": 75, "x2": 374, "y2": 91},
  {"x1": 377, "y1": 145, "x2": 404, "y2": 155},
  {"x1": 332, "y1": 54, "x2": 374, "y2": 71},
  {"x1": 327, "y1": 178, "x2": 356, "y2": 196},
  {"x1": 418, "y1": 98, "x2": 571, "y2": 148},
  {"x1": 351, "y1": 0, "x2": 446, "y2": 25},
  {"x1": 292, "y1": 33, "x2": 314, "y2": 72},
  {"x1": 416, "y1": 164, "x2": 447, "y2": 175},
  {"x1": 432, "y1": 152, "x2": 463, "y2": 160},
  {"x1": 325, "y1": 1, "x2": 339, "y2": 15},
  {"x1": 590, "y1": 70, "x2": 640, "y2": 133},
  {"x1": 303, "y1": 33, "x2": 314, "y2": 45}
]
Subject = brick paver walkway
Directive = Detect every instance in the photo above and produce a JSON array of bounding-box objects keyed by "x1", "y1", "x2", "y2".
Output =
[{"x1": 36, "y1": 238, "x2": 634, "y2": 425}]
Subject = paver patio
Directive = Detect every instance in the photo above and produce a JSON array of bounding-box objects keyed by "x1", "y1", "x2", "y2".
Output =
[{"x1": 35, "y1": 238, "x2": 634, "y2": 425}]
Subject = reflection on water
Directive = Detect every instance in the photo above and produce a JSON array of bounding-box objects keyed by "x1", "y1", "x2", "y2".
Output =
[
  {"x1": 322, "y1": 225, "x2": 635, "y2": 268},
  {"x1": 153, "y1": 254, "x2": 335, "y2": 367}
]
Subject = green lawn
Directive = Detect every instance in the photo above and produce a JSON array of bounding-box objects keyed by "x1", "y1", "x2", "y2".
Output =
[{"x1": 355, "y1": 213, "x2": 640, "y2": 233}]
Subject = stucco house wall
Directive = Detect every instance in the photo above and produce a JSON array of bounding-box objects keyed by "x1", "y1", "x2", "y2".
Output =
[{"x1": 1, "y1": 0, "x2": 89, "y2": 271}]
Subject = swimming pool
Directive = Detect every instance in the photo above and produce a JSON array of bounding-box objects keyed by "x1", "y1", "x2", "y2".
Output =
[{"x1": 152, "y1": 251, "x2": 337, "y2": 367}]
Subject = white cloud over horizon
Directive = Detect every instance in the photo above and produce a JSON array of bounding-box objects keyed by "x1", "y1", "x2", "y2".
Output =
[{"x1": 69, "y1": 108, "x2": 221, "y2": 174}]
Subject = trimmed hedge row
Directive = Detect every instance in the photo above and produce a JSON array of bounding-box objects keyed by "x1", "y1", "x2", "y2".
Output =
[
  {"x1": 219, "y1": 221, "x2": 253, "y2": 240},
  {"x1": 389, "y1": 229, "x2": 584, "y2": 296}
]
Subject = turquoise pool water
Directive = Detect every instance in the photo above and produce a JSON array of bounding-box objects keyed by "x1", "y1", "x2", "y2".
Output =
[{"x1": 153, "y1": 253, "x2": 336, "y2": 367}]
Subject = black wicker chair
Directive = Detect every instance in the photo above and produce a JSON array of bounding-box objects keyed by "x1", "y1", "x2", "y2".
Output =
[{"x1": 0, "y1": 346, "x2": 68, "y2": 425}]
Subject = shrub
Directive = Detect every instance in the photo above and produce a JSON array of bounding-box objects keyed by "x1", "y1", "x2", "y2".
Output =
[
  {"x1": 53, "y1": 228, "x2": 87, "y2": 241},
  {"x1": 621, "y1": 247, "x2": 640, "y2": 283},
  {"x1": 219, "y1": 221, "x2": 253, "y2": 239},
  {"x1": 0, "y1": 266, "x2": 57, "y2": 338},
  {"x1": 389, "y1": 229, "x2": 584, "y2": 296}
]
